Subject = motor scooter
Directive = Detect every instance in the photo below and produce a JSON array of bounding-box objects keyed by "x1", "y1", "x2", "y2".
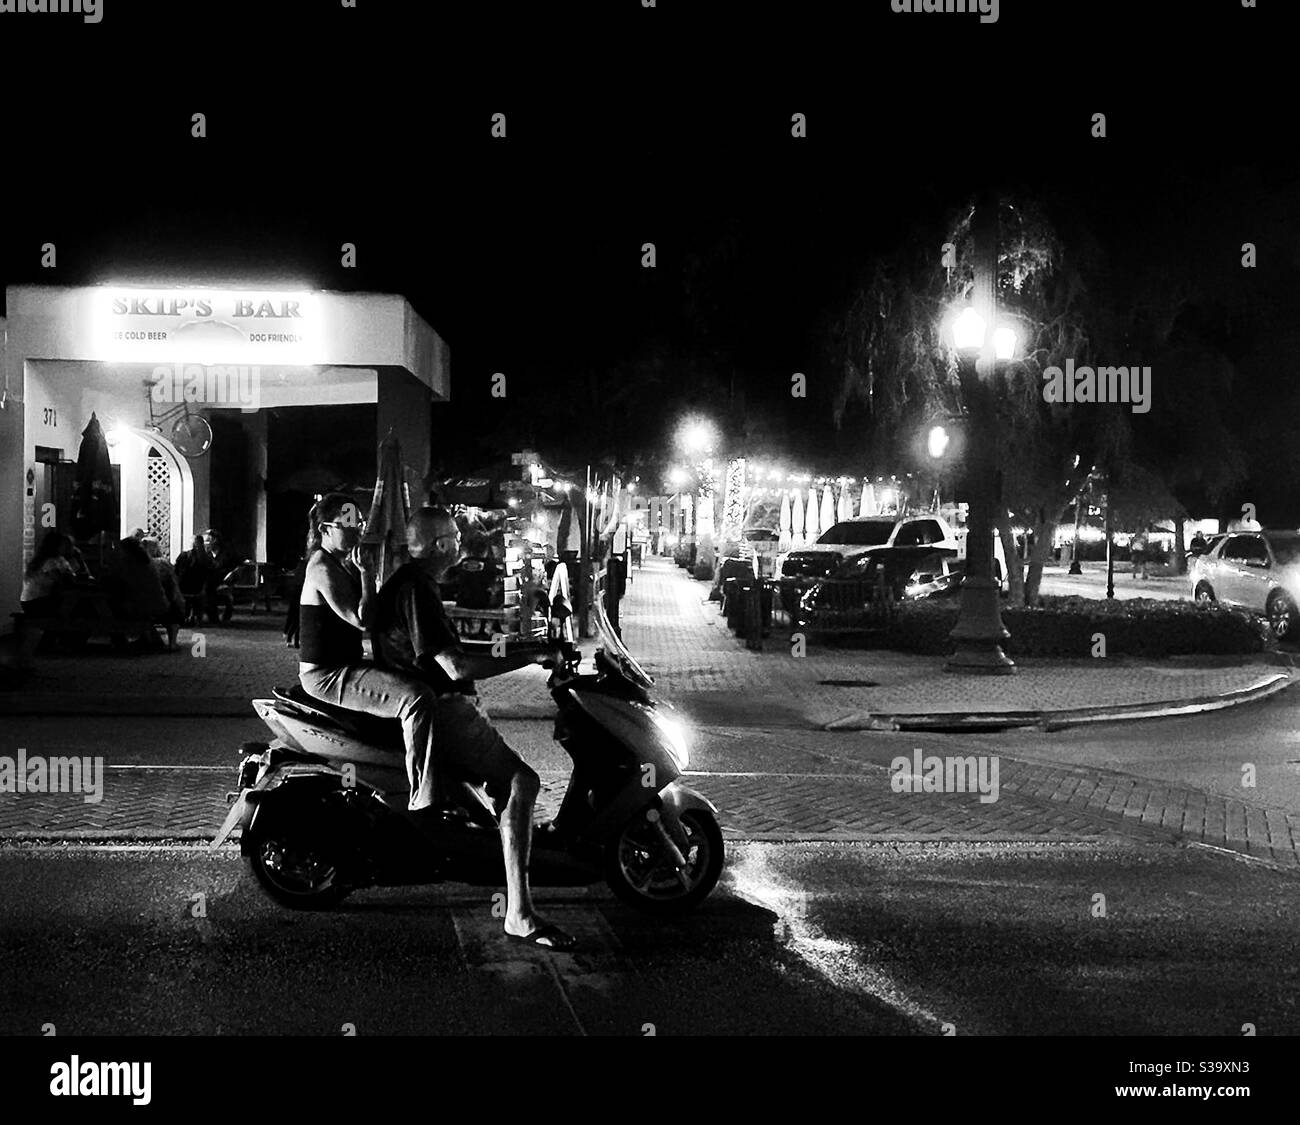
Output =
[{"x1": 211, "y1": 597, "x2": 724, "y2": 915}]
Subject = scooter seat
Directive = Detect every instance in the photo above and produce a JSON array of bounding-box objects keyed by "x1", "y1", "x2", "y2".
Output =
[{"x1": 273, "y1": 684, "x2": 405, "y2": 747}]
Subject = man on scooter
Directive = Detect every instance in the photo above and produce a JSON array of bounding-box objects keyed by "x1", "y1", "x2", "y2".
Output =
[{"x1": 370, "y1": 506, "x2": 577, "y2": 952}]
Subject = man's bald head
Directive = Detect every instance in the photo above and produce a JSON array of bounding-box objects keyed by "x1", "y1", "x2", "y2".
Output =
[{"x1": 407, "y1": 506, "x2": 459, "y2": 567}]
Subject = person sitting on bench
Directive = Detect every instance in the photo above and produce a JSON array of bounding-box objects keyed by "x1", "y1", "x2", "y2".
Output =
[
  {"x1": 143, "y1": 537, "x2": 187, "y2": 651},
  {"x1": 203, "y1": 530, "x2": 239, "y2": 623},
  {"x1": 20, "y1": 531, "x2": 79, "y2": 618},
  {"x1": 109, "y1": 536, "x2": 172, "y2": 651},
  {"x1": 174, "y1": 536, "x2": 214, "y2": 625}
]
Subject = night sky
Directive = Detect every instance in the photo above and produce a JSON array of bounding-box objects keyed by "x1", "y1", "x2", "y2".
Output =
[{"x1": 3, "y1": 2, "x2": 1296, "y2": 518}]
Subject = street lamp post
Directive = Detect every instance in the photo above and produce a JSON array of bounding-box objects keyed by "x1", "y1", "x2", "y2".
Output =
[
  {"x1": 676, "y1": 416, "x2": 719, "y2": 577},
  {"x1": 1105, "y1": 483, "x2": 1115, "y2": 599},
  {"x1": 1068, "y1": 498, "x2": 1085, "y2": 575},
  {"x1": 945, "y1": 192, "x2": 1015, "y2": 674}
]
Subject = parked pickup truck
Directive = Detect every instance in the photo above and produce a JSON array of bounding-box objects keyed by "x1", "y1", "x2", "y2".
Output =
[{"x1": 779, "y1": 514, "x2": 1005, "y2": 597}]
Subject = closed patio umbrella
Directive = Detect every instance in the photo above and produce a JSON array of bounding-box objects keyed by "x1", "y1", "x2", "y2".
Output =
[
  {"x1": 363, "y1": 430, "x2": 411, "y2": 587},
  {"x1": 71, "y1": 412, "x2": 117, "y2": 553},
  {"x1": 820, "y1": 485, "x2": 836, "y2": 534},
  {"x1": 838, "y1": 483, "x2": 852, "y2": 523},
  {"x1": 778, "y1": 491, "x2": 792, "y2": 553},
  {"x1": 860, "y1": 482, "x2": 877, "y2": 517},
  {"x1": 556, "y1": 489, "x2": 586, "y2": 555},
  {"x1": 790, "y1": 490, "x2": 805, "y2": 549},
  {"x1": 806, "y1": 486, "x2": 820, "y2": 542}
]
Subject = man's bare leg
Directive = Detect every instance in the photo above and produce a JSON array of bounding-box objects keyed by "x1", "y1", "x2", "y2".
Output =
[
  {"x1": 501, "y1": 768, "x2": 539, "y2": 930},
  {"x1": 501, "y1": 767, "x2": 574, "y2": 947}
]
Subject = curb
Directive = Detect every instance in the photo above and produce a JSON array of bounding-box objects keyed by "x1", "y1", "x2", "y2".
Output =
[{"x1": 823, "y1": 670, "x2": 1295, "y2": 732}]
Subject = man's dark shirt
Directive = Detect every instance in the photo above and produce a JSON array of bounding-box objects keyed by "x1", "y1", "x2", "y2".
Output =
[{"x1": 372, "y1": 562, "x2": 474, "y2": 694}]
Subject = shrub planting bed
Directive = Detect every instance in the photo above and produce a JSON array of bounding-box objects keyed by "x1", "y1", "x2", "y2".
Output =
[{"x1": 868, "y1": 595, "x2": 1270, "y2": 658}]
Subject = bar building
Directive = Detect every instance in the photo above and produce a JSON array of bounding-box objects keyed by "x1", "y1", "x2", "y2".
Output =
[{"x1": 0, "y1": 284, "x2": 449, "y2": 621}]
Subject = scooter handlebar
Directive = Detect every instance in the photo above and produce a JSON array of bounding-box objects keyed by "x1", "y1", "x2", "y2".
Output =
[{"x1": 540, "y1": 636, "x2": 581, "y2": 670}]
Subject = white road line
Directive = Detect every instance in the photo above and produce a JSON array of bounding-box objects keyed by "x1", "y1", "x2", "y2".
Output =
[
  {"x1": 684, "y1": 770, "x2": 887, "y2": 778},
  {"x1": 0, "y1": 843, "x2": 230, "y2": 854},
  {"x1": 78, "y1": 766, "x2": 884, "y2": 779},
  {"x1": 1186, "y1": 839, "x2": 1297, "y2": 874}
]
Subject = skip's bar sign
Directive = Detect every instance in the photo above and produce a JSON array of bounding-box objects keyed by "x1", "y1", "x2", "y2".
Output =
[
  {"x1": 93, "y1": 288, "x2": 319, "y2": 365},
  {"x1": 109, "y1": 295, "x2": 304, "y2": 319}
]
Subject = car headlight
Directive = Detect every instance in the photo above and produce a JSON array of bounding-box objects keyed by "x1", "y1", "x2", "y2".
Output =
[{"x1": 649, "y1": 709, "x2": 690, "y2": 770}]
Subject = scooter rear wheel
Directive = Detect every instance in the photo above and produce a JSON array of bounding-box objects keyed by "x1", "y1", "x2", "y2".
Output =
[
  {"x1": 605, "y1": 808, "x2": 724, "y2": 915},
  {"x1": 246, "y1": 831, "x2": 350, "y2": 910}
]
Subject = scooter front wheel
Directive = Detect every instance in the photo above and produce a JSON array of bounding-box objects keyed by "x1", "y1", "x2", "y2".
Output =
[
  {"x1": 245, "y1": 830, "x2": 350, "y2": 910},
  {"x1": 605, "y1": 808, "x2": 724, "y2": 915}
]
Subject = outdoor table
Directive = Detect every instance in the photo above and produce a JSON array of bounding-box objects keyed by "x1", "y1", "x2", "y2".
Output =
[
  {"x1": 12, "y1": 580, "x2": 160, "y2": 661},
  {"x1": 59, "y1": 581, "x2": 117, "y2": 625}
]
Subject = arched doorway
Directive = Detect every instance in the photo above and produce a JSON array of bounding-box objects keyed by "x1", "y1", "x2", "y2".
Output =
[{"x1": 121, "y1": 427, "x2": 194, "y2": 560}]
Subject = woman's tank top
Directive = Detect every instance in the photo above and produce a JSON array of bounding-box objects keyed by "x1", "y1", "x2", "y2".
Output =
[{"x1": 299, "y1": 550, "x2": 363, "y2": 666}]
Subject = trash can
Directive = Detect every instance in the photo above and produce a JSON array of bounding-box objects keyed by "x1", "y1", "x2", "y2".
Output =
[
  {"x1": 723, "y1": 577, "x2": 742, "y2": 628},
  {"x1": 742, "y1": 580, "x2": 763, "y2": 651}
]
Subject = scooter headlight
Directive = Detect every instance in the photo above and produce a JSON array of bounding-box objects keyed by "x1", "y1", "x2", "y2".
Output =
[{"x1": 649, "y1": 709, "x2": 691, "y2": 770}]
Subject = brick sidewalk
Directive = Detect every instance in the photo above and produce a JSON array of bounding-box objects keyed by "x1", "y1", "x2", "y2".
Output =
[
  {"x1": 0, "y1": 558, "x2": 1291, "y2": 729},
  {"x1": 3, "y1": 758, "x2": 1296, "y2": 870}
]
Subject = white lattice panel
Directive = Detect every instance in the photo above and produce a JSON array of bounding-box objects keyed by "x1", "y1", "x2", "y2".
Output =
[{"x1": 146, "y1": 451, "x2": 171, "y2": 545}]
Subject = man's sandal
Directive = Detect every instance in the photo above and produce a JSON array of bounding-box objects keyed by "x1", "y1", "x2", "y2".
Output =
[{"x1": 505, "y1": 924, "x2": 578, "y2": 952}]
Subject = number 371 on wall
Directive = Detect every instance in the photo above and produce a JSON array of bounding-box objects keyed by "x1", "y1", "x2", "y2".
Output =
[{"x1": 43, "y1": 407, "x2": 57, "y2": 427}]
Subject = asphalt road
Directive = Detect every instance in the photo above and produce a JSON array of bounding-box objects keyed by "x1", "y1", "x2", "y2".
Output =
[
  {"x1": 4, "y1": 694, "x2": 1300, "y2": 1036},
  {"x1": 0, "y1": 839, "x2": 1296, "y2": 1036}
]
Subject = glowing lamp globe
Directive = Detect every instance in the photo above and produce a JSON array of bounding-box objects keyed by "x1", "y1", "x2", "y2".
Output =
[
  {"x1": 951, "y1": 308, "x2": 986, "y2": 351},
  {"x1": 993, "y1": 326, "x2": 1018, "y2": 360}
]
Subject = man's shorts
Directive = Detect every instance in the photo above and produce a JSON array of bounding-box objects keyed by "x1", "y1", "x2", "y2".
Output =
[{"x1": 430, "y1": 693, "x2": 527, "y2": 809}]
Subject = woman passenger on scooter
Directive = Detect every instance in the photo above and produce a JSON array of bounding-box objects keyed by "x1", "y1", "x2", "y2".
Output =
[{"x1": 297, "y1": 493, "x2": 443, "y2": 813}]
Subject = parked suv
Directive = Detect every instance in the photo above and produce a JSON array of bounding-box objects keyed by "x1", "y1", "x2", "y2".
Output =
[
  {"x1": 778, "y1": 515, "x2": 1006, "y2": 620},
  {"x1": 1189, "y1": 529, "x2": 1300, "y2": 638},
  {"x1": 780, "y1": 515, "x2": 1005, "y2": 584}
]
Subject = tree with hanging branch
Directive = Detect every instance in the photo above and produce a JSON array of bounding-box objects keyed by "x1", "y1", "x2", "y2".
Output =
[{"x1": 820, "y1": 193, "x2": 1231, "y2": 605}]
